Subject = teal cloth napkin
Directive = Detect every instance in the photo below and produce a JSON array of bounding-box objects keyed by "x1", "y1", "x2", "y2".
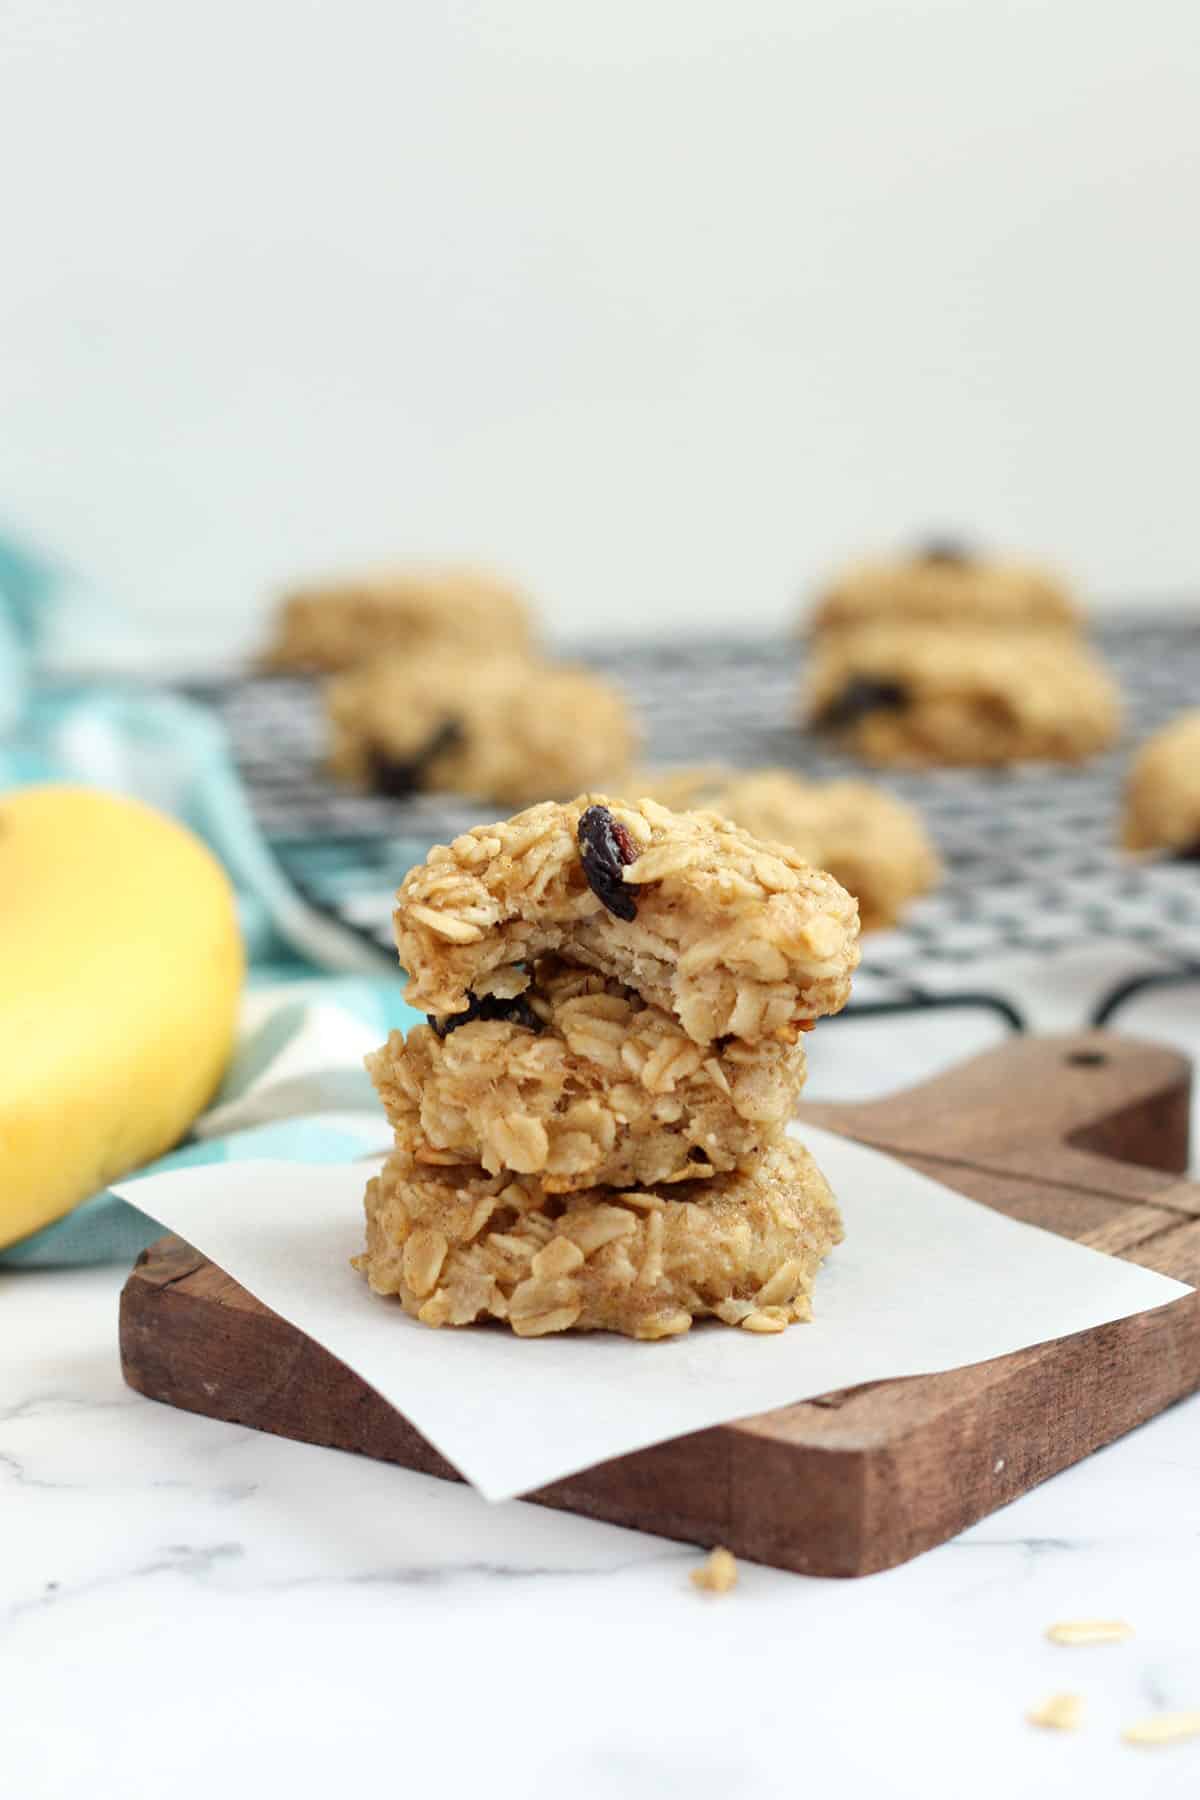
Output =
[{"x1": 0, "y1": 538, "x2": 421, "y2": 1267}]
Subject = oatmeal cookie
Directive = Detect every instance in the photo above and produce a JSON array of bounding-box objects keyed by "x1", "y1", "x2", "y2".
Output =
[
  {"x1": 367, "y1": 956, "x2": 808, "y2": 1191},
  {"x1": 260, "y1": 564, "x2": 533, "y2": 672},
  {"x1": 327, "y1": 650, "x2": 637, "y2": 805},
  {"x1": 1121, "y1": 711, "x2": 1200, "y2": 857},
  {"x1": 637, "y1": 766, "x2": 939, "y2": 931},
  {"x1": 394, "y1": 796, "x2": 861, "y2": 1044},
  {"x1": 356, "y1": 1136, "x2": 842, "y2": 1339},
  {"x1": 810, "y1": 542, "x2": 1081, "y2": 638},
  {"x1": 804, "y1": 626, "x2": 1121, "y2": 766}
]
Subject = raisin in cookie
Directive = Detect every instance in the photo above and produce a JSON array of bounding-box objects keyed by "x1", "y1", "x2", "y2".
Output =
[
  {"x1": 260, "y1": 564, "x2": 533, "y2": 672},
  {"x1": 367, "y1": 956, "x2": 808, "y2": 1191},
  {"x1": 1121, "y1": 711, "x2": 1200, "y2": 858},
  {"x1": 356, "y1": 1136, "x2": 842, "y2": 1339},
  {"x1": 805, "y1": 626, "x2": 1121, "y2": 767},
  {"x1": 395, "y1": 796, "x2": 861, "y2": 1044},
  {"x1": 327, "y1": 650, "x2": 637, "y2": 805},
  {"x1": 809, "y1": 541, "x2": 1081, "y2": 638},
  {"x1": 638, "y1": 766, "x2": 939, "y2": 931}
]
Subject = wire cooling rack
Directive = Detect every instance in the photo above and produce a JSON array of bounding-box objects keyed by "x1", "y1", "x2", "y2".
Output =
[{"x1": 179, "y1": 615, "x2": 1200, "y2": 1025}]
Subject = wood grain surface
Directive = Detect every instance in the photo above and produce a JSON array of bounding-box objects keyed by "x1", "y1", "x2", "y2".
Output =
[{"x1": 120, "y1": 1031, "x2": 1200, "y2": 1576}]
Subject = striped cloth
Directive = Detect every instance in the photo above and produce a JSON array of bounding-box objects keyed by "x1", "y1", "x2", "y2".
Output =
[{"x1": 0, "y1": 536, "x2": 420, "y2": 1265}]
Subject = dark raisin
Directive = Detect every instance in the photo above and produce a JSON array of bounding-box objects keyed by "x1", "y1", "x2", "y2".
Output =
[
  {"x1": 687, "y1": 1146, "x2": 710, "y2": 1163},
  {"x1": 1169, "y1": 838, "x2": 1200, "y2": 863},
  {"x1": 577, "y1": 804, "x2": 639, "y2": 921},
  {"x1": 493, "y1": 995, "x2": 544, "y2": 1033},
  {"x1": 815, "y1": 677, "x2": 909, "y2": 733},
  {"x1": 917, "y1": 535, "x2": 973, "y2": 566},
  {"x1": 428, "y1": 990, "x2": 544, "y2": 1039},
  {"x1": 369, "y1": 718, "x2": 464, "y2": 798}
]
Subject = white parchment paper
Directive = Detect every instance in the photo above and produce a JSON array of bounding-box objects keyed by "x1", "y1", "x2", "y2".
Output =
[{"x1": 115, "y1": 1124, "x2": 1191, "y2": 1502}]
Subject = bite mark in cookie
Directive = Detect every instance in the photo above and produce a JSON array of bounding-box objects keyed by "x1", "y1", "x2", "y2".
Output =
[{"x1": 394, "y1": 795, "x2": 861, "y2": 1045}]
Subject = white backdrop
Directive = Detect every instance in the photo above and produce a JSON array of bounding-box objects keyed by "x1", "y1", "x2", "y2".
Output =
[{"x1": 2, "y1": 0, "x2": 1198, "y2": 653}]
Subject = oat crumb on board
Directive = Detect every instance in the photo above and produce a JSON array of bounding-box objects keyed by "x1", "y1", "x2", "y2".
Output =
[
  {"x1": 1045, "y1": 1619, "x2": 1135, "y2": 1646},
  {"x1": 690, "y1": 1547, "x2": 738, "y2": 1594},
  {"x1": 1027, "y1": 1693, "x2": 1084, "y2": 1731},
  {"x1": 1121, "y1": 1711, "x2": 1200, "y2": 1748}
]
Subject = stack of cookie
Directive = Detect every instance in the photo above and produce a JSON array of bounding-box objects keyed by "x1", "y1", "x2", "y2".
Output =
[
  {"x1": 260, "y1": 563, "x2": 638, "y2": 805},
  {"x1": 357, "y1": 795, "x2": 861, "y2": 1340},
  {"x1": 803, "y1": 542, "x2": 1123, "y2": 766}
]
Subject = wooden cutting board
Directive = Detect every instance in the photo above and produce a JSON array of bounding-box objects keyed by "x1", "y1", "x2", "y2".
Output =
[{"x1": 120, "y1": 1032, "x2": 1200, "y2": 1577}]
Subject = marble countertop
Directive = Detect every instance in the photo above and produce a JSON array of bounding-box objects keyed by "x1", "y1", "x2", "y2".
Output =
[
  {"x1": 8, "y1": 969, "x2": 1200, "y2": 1798},
  {"x1": 6, "y1": 1256, "x2": 1200, "y2": 1800}
]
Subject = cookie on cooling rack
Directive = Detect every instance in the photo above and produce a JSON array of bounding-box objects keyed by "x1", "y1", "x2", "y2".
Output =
[
  {"x1": 356, "y1": 1136, "x2": 842, "y2": 1339},
  {"x1": 808, "y1": 541, "x2": 1081, "y2": 639},
  {"x1": 367, "y1": 954, "x2": 810, "y2": 1191},
  {"x1": 804, "y1": 626, "x2": 1121, "y2": 767},
  {"x1": 260, "y1": 564, "x2": 534, "y2": 672},
  {"x1": 635, "y1": 766, "x2": 939, "y2": 932},
  {"x1": 394, "y1": 795, "x2": 861, "y2": 1045},
  {"x1": 326, "y1": 650, "x2": 637, "y2": 806},
  {"x1": 1121, "y1": 711, "x2": 1200, "y2": 859}
]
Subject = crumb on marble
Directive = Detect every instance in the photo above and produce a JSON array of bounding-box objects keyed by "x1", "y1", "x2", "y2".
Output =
[
  {"x1": 1046, "y1": 1619, "x2": 1134, "y2": 1646},
  {"x1": 690, "y1": 1547, "x2": 738, "y2": 1594},
  {"x1": 1121, "y1": 1711, "x2": 1200, "y2": 1748},
  {"x1": 1027, "y1": 1693, "x2": 1084, "y2": 1731}
]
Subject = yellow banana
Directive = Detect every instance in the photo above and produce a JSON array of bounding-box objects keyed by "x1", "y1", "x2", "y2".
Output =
[{"x1": 0, "y1": 785, "x2": 244, "y2": 1249}]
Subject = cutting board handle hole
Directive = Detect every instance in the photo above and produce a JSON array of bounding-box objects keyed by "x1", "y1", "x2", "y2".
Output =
[{"x1": 1066, "y1": 1050, "x2": 1108, "y2": 1068}]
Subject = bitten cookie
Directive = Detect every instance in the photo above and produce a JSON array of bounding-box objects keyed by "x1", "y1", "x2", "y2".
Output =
[
  {"x1": 637, "y1": 767, "x2": 939, "y2": 931},
  {"x1": 326, "y1": 650, "x2": 637, "y2": 805},
  {"x1": 394, "y1": 796, "x2": 861, "y2": 1045},
  {"x1": 356, "y1": 1136, "x2": 843, "y2": 1339},
  {"x1": 804, "y1": 626, "x2": 1121, "y2": 767},
  {"x1": 260, "y1": 565, "x2": 533, "y2": 672},
  {"x1": 809, "y1": 542, "x2": 1081, "y2": 638},
  {"x1": 367, "y1": 955, "x2": 809, "y2": 1191},
  {"x1": 1121, "y1": 711, "x2": 1200, "y2": 858}
]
